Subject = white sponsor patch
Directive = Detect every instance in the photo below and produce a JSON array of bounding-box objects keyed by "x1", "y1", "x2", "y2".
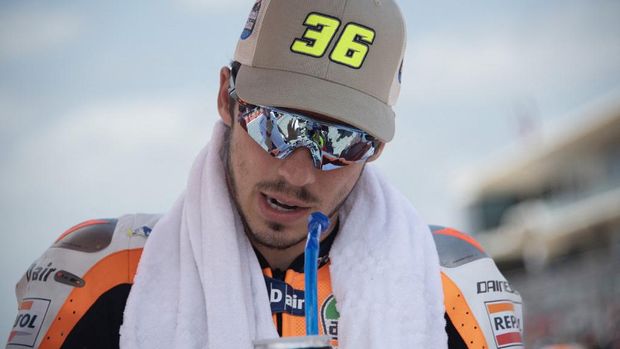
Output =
[
  {"x1": 8, "y1": 298, "x2": 51, "y2": 347},
  {"x1": 485, "y1": 300, "x2": 524, "y2": 348}
]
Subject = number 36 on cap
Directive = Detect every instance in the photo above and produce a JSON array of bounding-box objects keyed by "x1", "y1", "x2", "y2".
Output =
[{"x1": 290, "y1": 12, "x2": 375, "y2": 69}]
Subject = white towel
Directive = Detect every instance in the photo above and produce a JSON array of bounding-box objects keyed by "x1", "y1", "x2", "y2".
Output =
[{"x1": 120, "y1": 121, "x2": 447, "y2": 349}]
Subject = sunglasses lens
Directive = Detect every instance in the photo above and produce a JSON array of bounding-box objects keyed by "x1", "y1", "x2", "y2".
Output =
[{"x1": 238, "y1": 104, "x2": 377, "y2": 170}]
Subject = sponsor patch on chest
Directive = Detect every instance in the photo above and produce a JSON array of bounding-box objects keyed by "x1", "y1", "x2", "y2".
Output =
[
  {"x1": 265, "y1": 276, "x2": 306, "y2": 316},
  {"x1": 321, "y1": 295, "x2": 339, "y2": 341}
]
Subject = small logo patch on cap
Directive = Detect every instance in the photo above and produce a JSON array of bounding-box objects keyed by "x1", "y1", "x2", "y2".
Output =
[{"x1": 241, "y1": 0, "x2": 262, "y2": 40}]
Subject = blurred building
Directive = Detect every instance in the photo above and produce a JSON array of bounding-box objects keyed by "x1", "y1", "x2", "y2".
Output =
[{"x1": 464, "y1": 94, "x2": 620, "y2": 349}]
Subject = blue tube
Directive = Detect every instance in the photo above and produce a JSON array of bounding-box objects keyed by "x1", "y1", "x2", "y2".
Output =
[{"x1": 305, "y1": 212, "x2": 330, "y2": 336}]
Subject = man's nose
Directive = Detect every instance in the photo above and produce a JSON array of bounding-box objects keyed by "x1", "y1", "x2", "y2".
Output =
[{"x1": 277, "y1": 148, "x2": 317, "y2": 187}]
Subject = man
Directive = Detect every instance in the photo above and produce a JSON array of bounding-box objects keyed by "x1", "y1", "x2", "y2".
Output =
[{"x1": 7, "y1": 0, "x2": 523, "y2": 348}]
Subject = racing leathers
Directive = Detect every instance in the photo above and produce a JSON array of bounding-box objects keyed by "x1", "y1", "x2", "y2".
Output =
[{"x1": 6, "y1": 214, "x2": 523, "y2": 349}]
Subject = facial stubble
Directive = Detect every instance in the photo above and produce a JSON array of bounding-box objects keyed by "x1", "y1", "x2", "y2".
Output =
[{"x1": 221, "y1": 122, "x2": 363, "y2": 251}]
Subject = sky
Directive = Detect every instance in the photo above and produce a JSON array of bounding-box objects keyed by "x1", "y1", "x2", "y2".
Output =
[{"x1": 1, "y1": 0, "x2": 619, "y2": 343}]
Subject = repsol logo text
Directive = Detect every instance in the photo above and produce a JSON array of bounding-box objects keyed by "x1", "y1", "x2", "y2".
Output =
[
  {"x1": 493, "y1": 314, "x2": 521, "y2": 331},
  {"x1": 13, "y1": 314, "x2": 38, "y2": 329}
]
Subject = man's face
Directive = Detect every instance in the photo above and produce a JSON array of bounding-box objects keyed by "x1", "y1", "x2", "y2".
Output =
[{"x1": 223, "y1": 112, "x2": 366, "y2": 251}]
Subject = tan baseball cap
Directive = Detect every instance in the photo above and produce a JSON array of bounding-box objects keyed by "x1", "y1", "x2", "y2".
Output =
[{"x1": 234, "y1": 0, "x2": 406, "y2": 142}]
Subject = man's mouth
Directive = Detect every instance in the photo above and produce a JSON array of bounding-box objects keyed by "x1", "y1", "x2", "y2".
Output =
[
  {"x1": 266, "y1": 196, "x2": 300, "y2": 212},
  {"x1": 257, "y1": 191, "x2": 315, "y2": 224},
  {"x1": 260, "y1": 192, "x2": 310, "y2": 214}
]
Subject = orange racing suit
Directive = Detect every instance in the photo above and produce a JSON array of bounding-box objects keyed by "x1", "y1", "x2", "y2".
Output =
[{"x1": 6, "y1": 214, "x2": 523, "y2": 349}]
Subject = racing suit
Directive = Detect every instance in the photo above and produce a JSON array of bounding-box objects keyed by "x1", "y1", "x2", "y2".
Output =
[{"x1": 6, "y1": 214, "x2": 523, "y2": 349}]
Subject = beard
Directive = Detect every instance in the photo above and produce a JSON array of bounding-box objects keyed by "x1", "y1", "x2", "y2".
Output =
[
  {"x1": 220, "y1": 123, "x2": 363, "y2": 251},
  {"x1": 221, "y1": 124, "x2": 308, "y2": 250}
]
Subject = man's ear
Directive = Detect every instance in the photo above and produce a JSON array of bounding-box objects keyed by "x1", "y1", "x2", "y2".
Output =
[
  {"x1": 366, "y1": 142, "x2": 386, "y2": 163},
  {"x1": 217, "y1": 66, "x2": 233, "y2": 126}
]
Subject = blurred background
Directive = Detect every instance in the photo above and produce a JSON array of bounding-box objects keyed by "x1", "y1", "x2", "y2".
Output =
[{"x1": 1, "y1": 0, "x2": 619, "y2": 347}]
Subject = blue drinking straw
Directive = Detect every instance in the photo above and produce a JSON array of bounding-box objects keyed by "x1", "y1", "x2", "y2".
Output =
[{"x1": 305, "y1": 212, "x2": 330, "y2": 336}]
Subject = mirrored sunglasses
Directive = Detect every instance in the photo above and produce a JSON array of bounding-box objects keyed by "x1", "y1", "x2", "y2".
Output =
[{"x1": 229, "y1": 89, "x2": 380, "y2": 171}]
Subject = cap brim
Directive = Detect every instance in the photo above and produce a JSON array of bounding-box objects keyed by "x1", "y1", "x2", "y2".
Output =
[{"x1": 235, "y1": 65, "x2": 395, "y2": 142}]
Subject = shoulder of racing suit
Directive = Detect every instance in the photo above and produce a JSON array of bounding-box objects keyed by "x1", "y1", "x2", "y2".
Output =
[
  {"x1": 7, "y1": 216, "x2": 523, "y2": 349},
  {"x1": 431, "y1": 225, "x2": 524, "y2": 349},
  {"x1": 6, "y1": 214, "x2": 161, "y2": 349}
]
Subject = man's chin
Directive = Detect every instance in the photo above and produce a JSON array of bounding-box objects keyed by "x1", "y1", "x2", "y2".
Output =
[{"x1": 247, "y1": 227, "x2": 307, "y2": 251}]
